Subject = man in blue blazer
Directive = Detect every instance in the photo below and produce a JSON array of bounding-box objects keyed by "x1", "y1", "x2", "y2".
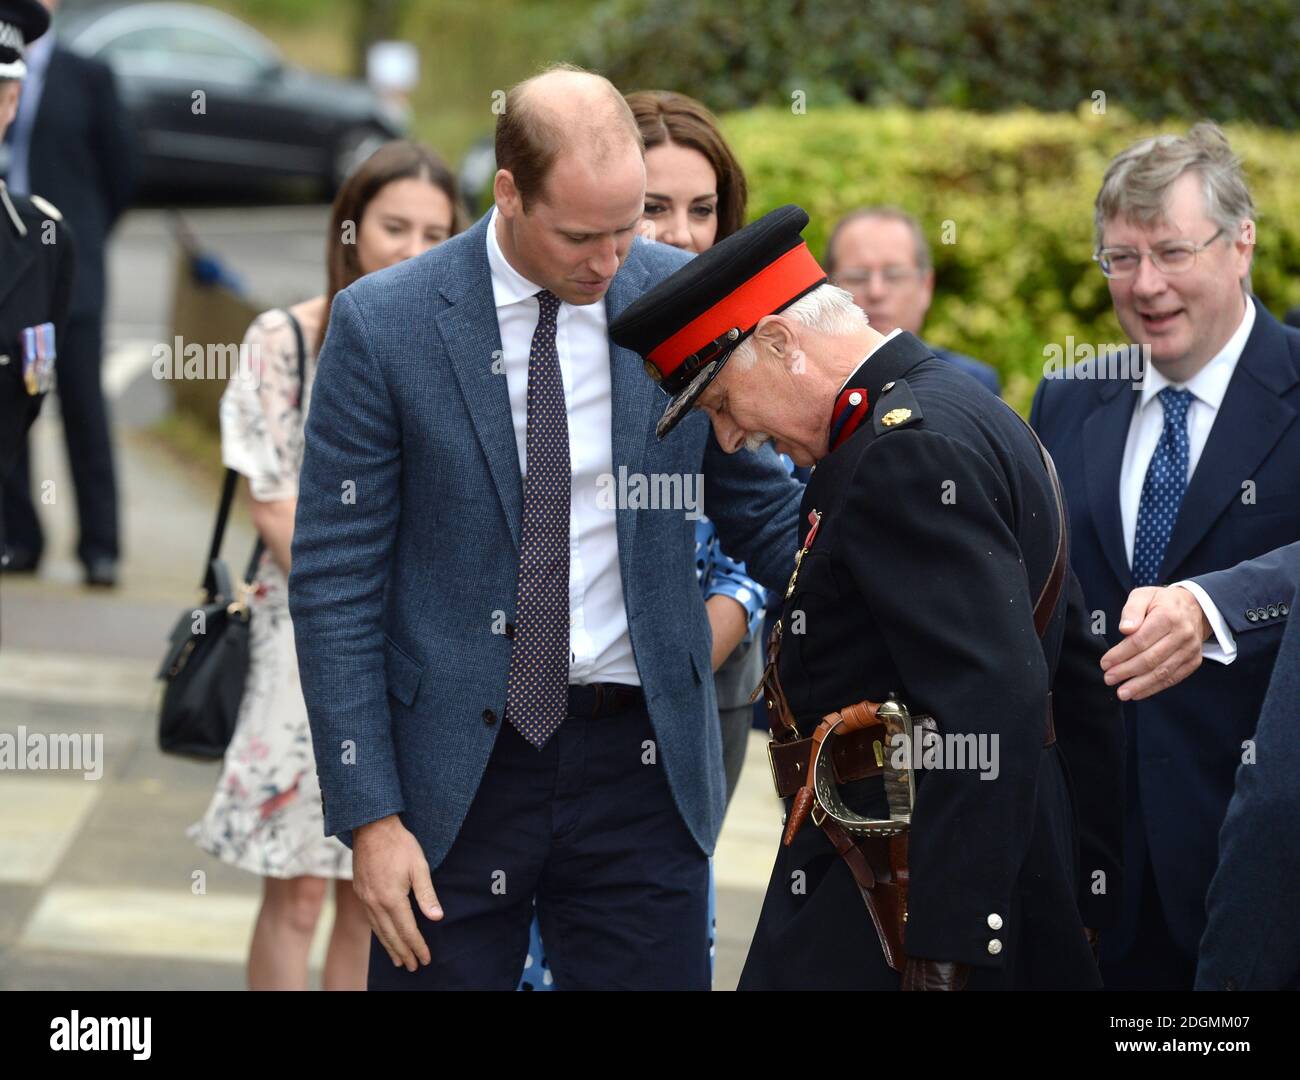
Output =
[
  {"x1": 288, "y1": 67, "x2": 802, "y2": 990},
  {"x1": 1030, "y1": 123, "x2": 1300, "y2": 989},
  {"x1": 1094, "y1": 543, "x2": 1299, "y2": 988}
]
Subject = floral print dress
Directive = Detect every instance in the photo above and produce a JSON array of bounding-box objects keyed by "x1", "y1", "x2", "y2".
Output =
[{"x1": 187, "y1": 307, "x2": 352, "y2": 880}]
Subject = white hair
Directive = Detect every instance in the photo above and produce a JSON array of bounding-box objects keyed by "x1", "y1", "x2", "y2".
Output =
[{"x1": 730, "y1": 283, "x2": 868, "y2": 370}]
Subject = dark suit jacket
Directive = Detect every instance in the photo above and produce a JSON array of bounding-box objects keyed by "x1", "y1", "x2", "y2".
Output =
[
  {"x1": 1197, "y1": 580, "x2": 1300, "y2": 989},
  {"x1": 1030, "y1": 296, "x2": 1300, "y2": 960},
  {"x1": 930, "y1": 344, "x2": 1002, "y2": 396},
  {"x1": 24, "y1": 47, "x2": 135, "y2": 317},
  {"x1": 1194, "y1": 539, "x2": 1299, "y2": 652}
]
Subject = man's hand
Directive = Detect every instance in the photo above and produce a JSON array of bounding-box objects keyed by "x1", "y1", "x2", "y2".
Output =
[
  {"x1": 1100, "y1": 585, "x2": 1211, "y2": 701},
  {"x1": 352, "y1": 814, "x2": 441, "y2": 972},
  {"x1": 900, "y1": 957, "x2": 970, "y2": 990}
]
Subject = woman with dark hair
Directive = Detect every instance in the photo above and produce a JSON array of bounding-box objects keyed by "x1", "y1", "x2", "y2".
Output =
[
  {"x1": 626, "y1": 89, "x2": 768, "y2": 812},
  {"x1": 188, "y1": 140, "x2": 462, "y2": 991}
]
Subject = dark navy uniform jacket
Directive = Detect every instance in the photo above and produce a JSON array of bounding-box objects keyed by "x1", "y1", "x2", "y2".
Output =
[
  {"x1": 740, "y1": 331, "x2": 1124, "y2": 990},
  {"x1": 0, "y1": 187, "x2": 75, "y2": 496}
]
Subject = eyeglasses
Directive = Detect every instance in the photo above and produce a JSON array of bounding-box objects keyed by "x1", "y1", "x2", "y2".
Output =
[
  {"x1": 1094, "y1": 228, "x2": 1225, "y2": 279},
  {"x1": 830, "y1": 266, "x2": 922, "y2": 291}
]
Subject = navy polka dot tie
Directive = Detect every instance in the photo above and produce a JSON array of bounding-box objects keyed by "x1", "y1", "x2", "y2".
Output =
[
  {"x1": 1132, "y1": 387, "x2": 1194, "y2": 587},
  {"x1": 505, "y1": 290, "x2": 570, "y2": 748}
]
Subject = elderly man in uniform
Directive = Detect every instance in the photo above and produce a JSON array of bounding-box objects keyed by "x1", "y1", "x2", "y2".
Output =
[
  {"x1": 612, "y1": 205, "x2": 1124, "y2": 990},
  {"x1": 0, "y1": 0, "x2": 74, "y2": 559}
]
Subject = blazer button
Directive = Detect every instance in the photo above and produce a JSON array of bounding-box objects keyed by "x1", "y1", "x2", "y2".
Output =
[
  {"x1": 1246, "y1": 609, "x2": 1260, "y2": 622},
  {"x1": 483, "y1": 709, "x2": 497, "y2": 726},
  {"x1": 1267, "y1": 604, "x2": 1280, "y2": 618},
  {"x1": 987, "y1": 938, "x2": 1002, "y2": 955},
  {"x1": 987, "y1": 913, "x2": 1003, "y2": 930}
]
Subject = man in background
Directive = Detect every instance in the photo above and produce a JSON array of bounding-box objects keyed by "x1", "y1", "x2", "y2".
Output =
[
  {"x1": 824, "y1": 206, "x2": 1000, "y2": 395},
  {"x1": 0, "y1": 0, "x2": 134, "y2": 586},
  {"x1": 1030, "y1": 122, "x2": 1300, "y2": 989}
]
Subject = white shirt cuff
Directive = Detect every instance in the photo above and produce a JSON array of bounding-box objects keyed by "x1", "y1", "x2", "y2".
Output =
[{"x1": 1174, "y1": 580, "x2": 1237, "y2": 664}]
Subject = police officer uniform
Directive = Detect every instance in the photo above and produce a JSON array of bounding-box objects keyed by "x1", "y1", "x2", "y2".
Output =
[
  {"x1": 612, "y1": 206, "x2": 1125, "y2": 990},
  {"x1": 0, "y1": 0, "x2": 75, "y2": 555}
]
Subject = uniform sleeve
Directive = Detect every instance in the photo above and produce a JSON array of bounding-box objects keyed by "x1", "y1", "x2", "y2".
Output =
[
  {"x1": 219, "y1": 311, "x2": 302, "y2": 503},
  {"x1": 840, "y1": 428, "x2": 1049, "y2": 968}
]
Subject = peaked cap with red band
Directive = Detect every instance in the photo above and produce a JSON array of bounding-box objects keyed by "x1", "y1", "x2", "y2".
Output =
[{"x1": 609, "y1": 204, "x2": 827, "y2": 439}]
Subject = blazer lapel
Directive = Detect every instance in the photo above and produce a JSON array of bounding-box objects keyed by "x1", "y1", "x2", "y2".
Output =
[
  {"x1": 1161, "y1": 301, "x2": 1300, "y2": 578},
  {"x1": 435, "y1": 214, "x2": 524, "y2": 549},
  {"x1": 605, "y1": 247, "x2": 660, "y2": 576},
  {"x1": 1083, "y1": 379, "x2": 1139, "y2": 593}
]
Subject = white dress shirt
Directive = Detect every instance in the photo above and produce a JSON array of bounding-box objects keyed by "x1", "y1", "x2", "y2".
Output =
[
  {"x1": 1119, "y1": 298, "x2": 1256, "y2": 664},
  {"x1": 486, "y1": 207, "x2": 637, "y2": 685}
]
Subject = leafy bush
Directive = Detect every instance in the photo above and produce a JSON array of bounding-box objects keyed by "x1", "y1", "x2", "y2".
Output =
[
  {"x1": 579, "y1": 0, "x2": 1300, "y2": 129},
  {"x1": 721, "y1": 105, "x2": 1300, "y2": 411}
]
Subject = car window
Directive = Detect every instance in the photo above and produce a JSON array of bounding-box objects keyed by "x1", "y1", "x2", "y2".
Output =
[{"x1": 98, "y1": 24, "x2": 271, "y2": 82}]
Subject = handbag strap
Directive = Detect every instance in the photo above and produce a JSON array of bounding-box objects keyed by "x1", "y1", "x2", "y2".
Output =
[{"x1": 202, "y1": 307, "x2": 309, "y2": 591}]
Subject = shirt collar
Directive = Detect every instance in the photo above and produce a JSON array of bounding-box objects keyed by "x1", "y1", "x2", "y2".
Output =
[
  {"x1": 486, "y1": 205, "x2": 547, "y2": 309},
  {"x1": 836, "y1": 327, "x2": 902, "y2": 394},
  {"x1": 1139, "y1": 295, "x2": 1255, "y2": 412}
]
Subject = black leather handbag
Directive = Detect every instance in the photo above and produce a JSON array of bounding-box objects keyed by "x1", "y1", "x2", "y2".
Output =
[
  {"x1": 156, "y1": 469, "x2": 265, "y2": 759},
  {"x1": 156, "y1": 309, "x2": 306, "y2": 759}
]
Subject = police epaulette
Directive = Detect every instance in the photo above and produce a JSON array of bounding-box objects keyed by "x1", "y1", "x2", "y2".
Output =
[{"x1": 872, "y1": 378, "x2": 923, "y2": 435}]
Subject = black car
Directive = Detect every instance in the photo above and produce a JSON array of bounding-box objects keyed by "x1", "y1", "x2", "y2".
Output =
[{"x1": 59, "y1": 2, "x2": 406, "y2": 198}]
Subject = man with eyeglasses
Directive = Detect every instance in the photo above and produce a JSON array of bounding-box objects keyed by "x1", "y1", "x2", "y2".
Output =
[
  {"x1": 1030, "y1": 121, "x2": 1300, "y2": 990},
  {"x1": 824, "y1": 207, "x2": 1000, "y2": 396}
]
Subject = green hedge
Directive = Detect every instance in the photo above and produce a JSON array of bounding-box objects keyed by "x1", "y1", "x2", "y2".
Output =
[
  {"x1": 720, "y1": 105, "x2": 1300, "y2": 412},
  {"x1": 580, "y1": 0, "x2": 1300, "y2": 129}
]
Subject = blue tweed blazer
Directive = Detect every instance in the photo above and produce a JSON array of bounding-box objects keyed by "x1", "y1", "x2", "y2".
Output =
[{"x1": 288, "y1": 212, "x2": 802, "y2": 868}]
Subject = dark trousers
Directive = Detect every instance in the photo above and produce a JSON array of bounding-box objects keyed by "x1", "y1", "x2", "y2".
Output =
[
  {"x1": 368, "y1": 691, "x2": 710, "y2": 991},
  {"x1": 1099, "y1": 851, "x2": 1197, "y2": 991},
  {"x1": 2, "y1": 312, "x2": 118, "y2": 564}
]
